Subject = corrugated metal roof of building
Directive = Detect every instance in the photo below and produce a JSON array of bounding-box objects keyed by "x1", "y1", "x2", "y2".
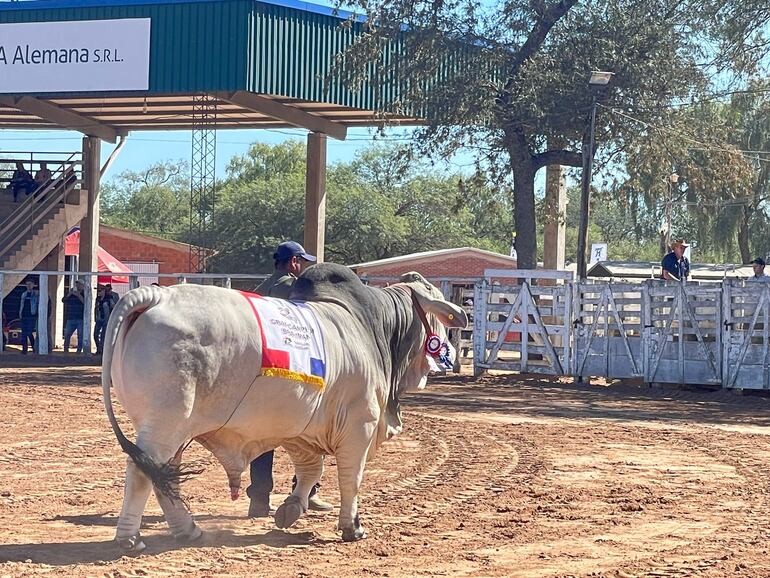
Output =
[
  {"x1": 350, "y1": 247, "x2": 518, "y2": 270},
  {"x1": 588, "y1": 260, "x2": 754, "y2": 280},
  {"x1": 0, "y1": 0, "x2": 424, "y2": 131}
]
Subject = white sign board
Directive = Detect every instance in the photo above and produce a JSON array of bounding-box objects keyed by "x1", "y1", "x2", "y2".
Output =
[
  {"x1": 0, "y1": 18, "x2": 151, "y2": 93},
  {"x1": 590, "y1": 243, "x2": 608, "y2": 264}
]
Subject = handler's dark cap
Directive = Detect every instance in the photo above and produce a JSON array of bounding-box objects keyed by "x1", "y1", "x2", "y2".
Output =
[
  {"x1": 274, "y1": 241, "x2": 316, "y2": 263},
  {"x1": 751, "y1": 257, "x2": 766, "y2": 266}
]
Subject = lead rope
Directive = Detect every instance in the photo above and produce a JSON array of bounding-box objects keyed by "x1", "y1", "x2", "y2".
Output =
[{"x1": 177, "y1": 369, "x2": 262, "y2": 455}]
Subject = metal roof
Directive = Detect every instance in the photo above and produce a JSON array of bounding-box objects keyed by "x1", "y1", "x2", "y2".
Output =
[
  {"x1": 588, "y1": 260, "x2": 754, "y2": 281},
  {"x1": 350, "y1": 247, "x2": 518, "y2": 270},
  {"x1": 0, "y1": 0, "x2": 416, "y2": 136}
]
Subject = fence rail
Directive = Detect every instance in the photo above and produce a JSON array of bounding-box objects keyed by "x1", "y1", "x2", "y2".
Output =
[
  {"x1": 473, "y1": 271, "x2": 770, "y2": 390},
  {"x1": 0, "y1": 270, "x2": 268, "y2": 356}
]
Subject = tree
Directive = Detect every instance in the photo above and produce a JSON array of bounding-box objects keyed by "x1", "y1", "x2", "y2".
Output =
[
  {"x1": 332, "y1": 0, "x2": 767, "y2": 269},
  {"x1": 101, "y1": 161, "x2": 190, "y2": 240},
  {"x1": 208, "y1": 142, "x2": 513, "y2": 272}
]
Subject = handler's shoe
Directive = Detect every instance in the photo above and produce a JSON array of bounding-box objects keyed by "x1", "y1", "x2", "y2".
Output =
[
  {"x1": 308, "y1": 495, "x2": 334, "y2": 512},
  {"x1": 248, "y1": 500, "x2": 275, "y2": 518}
]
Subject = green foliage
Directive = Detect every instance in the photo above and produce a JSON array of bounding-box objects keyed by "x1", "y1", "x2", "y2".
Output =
[
  {"x1": 206, "y1": 141, "x2": 513, "y2": 272},
  {"x1": 332, "y1": 0, "x2": 769, "y2": 268},
  {"x1": 101, "y1": 161, "x2": 191, "y2": 240}
]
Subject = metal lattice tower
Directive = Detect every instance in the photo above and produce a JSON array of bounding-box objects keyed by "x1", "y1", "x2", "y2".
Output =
[{"x1": 189, "y1": 94, "x2": 217, "y2": 273}]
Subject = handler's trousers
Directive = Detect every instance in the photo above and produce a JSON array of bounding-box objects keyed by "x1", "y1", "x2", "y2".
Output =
[{"x1": 247, "y1": 450, "x2": 320, "y2": 506}]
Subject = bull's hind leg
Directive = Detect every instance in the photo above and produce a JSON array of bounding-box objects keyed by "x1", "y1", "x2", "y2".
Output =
[
  {"x1": 115, "y1": 458, "x2": 153, "y2": 552},
  {"x1": 153, "y1": 448, "x2": 201, "y2": 543},
  {"x1": 115, "y1": 435, "x2": 187, "y2": 552},
  {"x1": 275, "y1": 447, "x2": 324, "y2": 529}
]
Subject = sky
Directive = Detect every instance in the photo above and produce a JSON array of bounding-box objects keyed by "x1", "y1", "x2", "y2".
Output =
[{"x1": 0, "y1": 125, "x2": 426, "y2": 182}]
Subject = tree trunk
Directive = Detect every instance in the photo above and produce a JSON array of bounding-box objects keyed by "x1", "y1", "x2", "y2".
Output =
[
  {"x1": 504, "y1": 127, "x2": 538, "y2": 271},
  {"x1": 511, "y1": 162, "x2": 537, "y2": 270},
  {"x1": 738, "y1": 206, "x2": 751, "y2": 264}
]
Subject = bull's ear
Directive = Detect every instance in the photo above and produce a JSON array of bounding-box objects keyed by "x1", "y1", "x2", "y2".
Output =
[
  {"x1": 415, "y1": 292, "x2": 468, "y2": 329},
  {"x1": 400, "y1": 271, "x2": 431, "y2": 291}
]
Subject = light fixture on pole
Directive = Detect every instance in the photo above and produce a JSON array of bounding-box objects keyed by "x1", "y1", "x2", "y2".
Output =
[
  {"x1": 576, "y1": 70, "x2": 614, "y2": 280},
  {"x1": 663, "y1": 172, "x2": 679, "y2": 254}
]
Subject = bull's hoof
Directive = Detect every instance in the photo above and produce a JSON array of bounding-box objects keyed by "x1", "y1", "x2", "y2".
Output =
[
  {"x1": 115, "y1": 533, "x2": 146, "y2": 553},
  {"x1": 341, "y1": 526, "x2": 367, "y2": 542},
  {"x1": 174, "y1": 522, "x2": 203, "y2": 543},
  {"x1": 274, "y1": 495, "x2": 304, "y2": 529}
]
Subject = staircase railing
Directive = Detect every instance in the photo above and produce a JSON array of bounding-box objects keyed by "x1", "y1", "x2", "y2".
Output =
[{"x1": 0, "y1": 155, "x2": 81, "y2": 264}]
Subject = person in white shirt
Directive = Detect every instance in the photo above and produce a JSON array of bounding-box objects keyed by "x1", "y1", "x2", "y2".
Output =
[{"x1": 748, "y1": 257, "x2": 770, "y2": 283}]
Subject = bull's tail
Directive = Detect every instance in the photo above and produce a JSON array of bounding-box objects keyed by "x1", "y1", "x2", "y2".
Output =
[{"x1": 101, "y1": 285, "x2": 200, "y2": 502}]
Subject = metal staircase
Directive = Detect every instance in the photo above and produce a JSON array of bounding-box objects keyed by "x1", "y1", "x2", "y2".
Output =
[{"x1": 0, "y1": 153, "x2": 85, "y2": 294}]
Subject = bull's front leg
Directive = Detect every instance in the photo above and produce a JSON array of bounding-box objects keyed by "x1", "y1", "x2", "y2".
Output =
[
  {"x1": 274, "y1": 447, "x2": 323, "y2": 529},
  {"x1": 335, "y1": 422, "x2": 376, "y2": 542}
]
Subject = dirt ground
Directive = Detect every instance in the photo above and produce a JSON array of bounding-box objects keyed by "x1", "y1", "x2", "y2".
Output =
[{"x1": 1, "y1": 367, "x2": 770, "y2": 577}]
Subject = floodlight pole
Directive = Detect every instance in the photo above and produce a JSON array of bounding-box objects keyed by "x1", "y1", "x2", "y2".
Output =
[{"x1": 576, "y1": 94, "x2": 597, "y2": 280}]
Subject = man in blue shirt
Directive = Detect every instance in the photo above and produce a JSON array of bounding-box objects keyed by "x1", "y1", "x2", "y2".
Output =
[
  {"x1": 748, "y1": 257, "x2": 770, "y2": 283},
  {"x1": 18, "y1": 279, "x2": 39, "y2": 354},
  {"x1": 661, "y1": 240, "x2": 690, "y2": 281}
]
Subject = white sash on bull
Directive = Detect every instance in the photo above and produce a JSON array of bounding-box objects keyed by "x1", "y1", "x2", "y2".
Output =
[{"x1": 240, "y1": 292, "x2": 327, "y2": 389}]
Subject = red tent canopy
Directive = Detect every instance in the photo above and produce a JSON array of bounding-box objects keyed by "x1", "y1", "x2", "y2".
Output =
[{"x1": 64, "y1": 229, "x2": 133, "y2": 284}]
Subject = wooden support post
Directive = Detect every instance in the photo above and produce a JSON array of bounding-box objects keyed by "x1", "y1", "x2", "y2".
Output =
[
  {"x1": 79, "y1": 136, "x2": 101, "y2": 274},
  {"x1": 79, "y1": 136, "x2": 101, "y2": 353},
  {"x1": 304, "y1": 132, "x2": 327, "y2": 262},
  {"x1": 543, "y1": 162, "x2": 567, "y2": 271},
  {"x1": 39, "y1": 241, "x2": 65, "y2": 350},
  {"x1": 37, "y1": 274, "x2": 49, "y2": 355},
  {"x1": 0, "y1": 273, "x2": 5, "y2": 356}
]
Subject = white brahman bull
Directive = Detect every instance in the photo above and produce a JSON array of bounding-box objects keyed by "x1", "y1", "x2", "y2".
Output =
[{"x1": 102, "y1": 264, "x2": 467, "y2": 551}]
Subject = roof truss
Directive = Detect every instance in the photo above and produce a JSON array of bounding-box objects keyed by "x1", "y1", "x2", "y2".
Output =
[
  {"x1": 219, "y1": 90, "x2": 348, "y2": 140},
  {"x1": 0, "y1": 96, "x2": 122, "y2": 143}
]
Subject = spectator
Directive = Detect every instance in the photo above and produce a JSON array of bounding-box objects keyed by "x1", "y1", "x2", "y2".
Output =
[
  {"x1": 34, "y1": 162, "x2": 52, "y2": 187},
  {"x1": 748, "y1": 258, "x2": 770, "y2": 283},
  {"x1": 661, "y1": 240, "x2": 690, "y2": 281},
  {"x1": 18, "y1": 279, "x2": 39, "y2": 355},
  {"x1": 247, "y1": 241, "x2": 332, "y2": 518},
  {"x1": 93, "y1": 285, "x2": 107, "y2": 354},
  {"x1": 62, "y1": 280, "x2": 85, "y2": 353},
  {"x1": 94, "y1": 284, "x2": 119, "y2": 355},
  {"x1": 10, "y1": 162, "x2": 35, "y2": 202}
]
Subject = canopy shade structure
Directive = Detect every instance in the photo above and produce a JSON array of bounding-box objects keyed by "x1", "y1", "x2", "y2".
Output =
[
  {"x1": 0, "y1": 0, "x2": 432, "y2": 140},
  {"x1": 65, "y1": 228, "x2": 133, "y2": 283}
]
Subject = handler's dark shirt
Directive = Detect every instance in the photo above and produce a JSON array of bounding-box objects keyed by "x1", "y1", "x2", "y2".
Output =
[
  {"x1": 661, "y1": 252, "x2": 690, "y2": 280},
  {"x1": 256, "y1": 271, "x2": 296, "y2": 299}
]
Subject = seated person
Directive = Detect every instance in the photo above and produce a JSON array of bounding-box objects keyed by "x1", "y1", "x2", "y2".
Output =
[
  {"x1": 34, "y1": 162, "x2": 52, "y2": 187},
  {"x1": 10, "y1": 162, "x2": 36, "y2": 202}
]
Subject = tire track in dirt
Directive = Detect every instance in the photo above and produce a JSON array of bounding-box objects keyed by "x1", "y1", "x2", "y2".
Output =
[{"x1": 4, "y1": 370, "x2": 770, "y2": 578}]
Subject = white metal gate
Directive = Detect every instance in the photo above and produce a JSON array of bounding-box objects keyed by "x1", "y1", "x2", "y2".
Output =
[
  {"x1": 574, "y1": 283, "x2": 644, "y2": 379},
  {"x1": 723, "y1": 282, "x2": 770, "y2": 389},
  {"x1": 473, "y1": 274, "x2": 770, "y2": 389},
  {"x1": 643, "y1": 282, "x2": 722, "y2": 385},
  {"x1": 473, "y1": 270, "x2": 573, "y2": 376}
]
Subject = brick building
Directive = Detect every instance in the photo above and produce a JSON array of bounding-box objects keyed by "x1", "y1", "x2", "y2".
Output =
[{"x1": 350, "y1": 247, "x2": 517, "y2": 285}]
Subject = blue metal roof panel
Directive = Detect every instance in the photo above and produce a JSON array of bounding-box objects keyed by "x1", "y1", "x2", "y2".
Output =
[{"x1": 0, "y1": 0, "x2": 361, "y2": 21}]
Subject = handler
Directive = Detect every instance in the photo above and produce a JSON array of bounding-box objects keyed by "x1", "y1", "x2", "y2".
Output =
[
  {"x1": 661, "y1": 239, "x2": 690, "y2": 281},
  {"x1": 247, "y1": 241, "x2": 334, "y2": 517}
]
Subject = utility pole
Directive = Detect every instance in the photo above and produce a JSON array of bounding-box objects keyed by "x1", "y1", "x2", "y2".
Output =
[{"x1": 576, "y1": 71, "x2": 613, "y2": 280}]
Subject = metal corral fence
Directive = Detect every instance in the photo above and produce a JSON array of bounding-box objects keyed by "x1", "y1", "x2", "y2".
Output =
[
  {"x1": 474, "y1": 269, "x2": 770, "y2": 390},
  {"x1": 0, "y1": 269, "x2": 268, "y2": 356}
]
